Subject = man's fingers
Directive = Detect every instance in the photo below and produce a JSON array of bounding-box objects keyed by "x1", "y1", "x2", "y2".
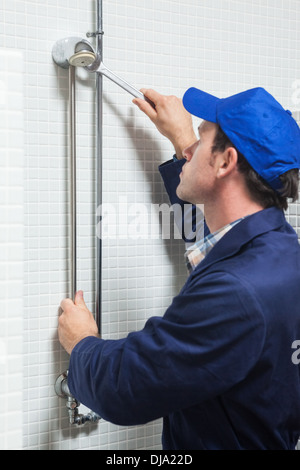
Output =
[
  {"x1": 74, "y1": 290, "x2": 87, "y2": 308},
  {"x1": 133, "y1": 96, "x2": 157, "y2": 120},
  {"x1": 133, "y1": 88, "x2": 163, "y2": 118},
  {"x1": 140, "y1": 88, "x2": 161, "y2": 102},
  {"x1": 59, "y1": 297, "x2": 74, "y2": 312}
]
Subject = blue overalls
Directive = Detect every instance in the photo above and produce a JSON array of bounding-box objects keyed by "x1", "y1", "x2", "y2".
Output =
[{"x1": 68, "y1": 159, "x2": 300, "y2": 449}]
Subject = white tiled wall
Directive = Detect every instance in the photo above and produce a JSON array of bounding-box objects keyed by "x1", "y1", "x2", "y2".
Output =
[
  {"x1": 1, "y1": 0, "x2": 300, "y2": 450},
  {"x1": 0, "y1": 49, "x2": 24, "y2": 450}
]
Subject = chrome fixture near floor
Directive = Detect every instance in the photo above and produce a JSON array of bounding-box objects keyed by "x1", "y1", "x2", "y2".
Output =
[{"x1": 55, "y1": 371, "x2": 100, "y2": 425}]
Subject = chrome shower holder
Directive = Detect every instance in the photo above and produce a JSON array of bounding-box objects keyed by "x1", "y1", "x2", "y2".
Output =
[{"x1": 86, "y1": 30, "x2": 104, "y2": 38}]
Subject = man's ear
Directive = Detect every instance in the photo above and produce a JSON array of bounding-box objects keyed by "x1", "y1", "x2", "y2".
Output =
[{"x1": 216, "y1": 147, "x2": 239, "y2": 179}]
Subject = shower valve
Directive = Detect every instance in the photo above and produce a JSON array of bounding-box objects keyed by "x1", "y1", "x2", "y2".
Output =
[
  {"x1": 54, "y1": 370, "x2": 71, "y2": 398},
  {"x1": 54, "y1": 370, "x2": 101, "y2": 426}
]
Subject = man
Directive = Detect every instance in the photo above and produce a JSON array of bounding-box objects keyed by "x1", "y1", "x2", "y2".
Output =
[{"x1": 58, "y1": 86, "x2": 300, "y2": 449}]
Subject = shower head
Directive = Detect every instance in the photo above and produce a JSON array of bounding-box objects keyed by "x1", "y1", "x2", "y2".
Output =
[
  {"x1": 69, "y1": 40, "x2": 97, "y2": 67},
  {"x1": 52, "y1": 37, "x2": 97, "y2": 69},
  {"x1": 69, "y1": 51, "x2": 96, "y2": 67},
  {"x1": 52, "y1": 36, "x2": 155, "y2": 107}
]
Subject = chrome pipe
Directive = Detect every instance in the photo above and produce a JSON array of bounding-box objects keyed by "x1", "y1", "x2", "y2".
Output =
[
  {"x1": 95, "y1": 0, "x2": 103, "y2": 336},
  {"x1": 69, "y1": 65, "x2": 77, "y2": 300}
]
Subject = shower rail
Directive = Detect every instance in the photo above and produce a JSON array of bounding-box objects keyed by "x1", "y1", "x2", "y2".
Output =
[
  {"x1": 54, "y1": 57, "x2": 101, "y2": 426},
  {"x1": 69, "y1": 65, "x2": 77, "y2": 300},
  {"x1": 95, "y1": 0, "x2": 103, "y2": 336}
]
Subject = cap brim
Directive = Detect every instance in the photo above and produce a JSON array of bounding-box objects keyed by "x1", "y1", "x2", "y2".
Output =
[{"x1": 182, "y1": 87, "x2": 220, "y2": 123}]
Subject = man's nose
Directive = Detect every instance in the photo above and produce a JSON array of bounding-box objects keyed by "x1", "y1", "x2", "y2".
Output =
[{"x1": 183, "y1": 142, "x2": 196, "y2": 161}]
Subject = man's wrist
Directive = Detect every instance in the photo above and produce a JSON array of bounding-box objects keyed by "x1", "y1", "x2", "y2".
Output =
[
  {"x1": 67, "y1": 332, "x2": 100, "y2": 356},
  {"x1": 173, "y1": 134, "x2": 197, "y2": 159},
  {"x1": 174, "y1": 147, "x2": 185, "y2": 160}
]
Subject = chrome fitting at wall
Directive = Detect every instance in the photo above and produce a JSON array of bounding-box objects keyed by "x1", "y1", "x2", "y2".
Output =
[
  {"x1": 55, "y1": 370, "x2": 101, "y2": 426},
  {"x1": 86, "y1": 30, "x2": 104, "y2": 38}
]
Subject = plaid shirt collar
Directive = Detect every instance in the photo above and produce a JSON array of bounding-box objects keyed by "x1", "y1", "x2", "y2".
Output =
[{"x1": 185, "y1": 218, "x2": 244, "y2": 273}]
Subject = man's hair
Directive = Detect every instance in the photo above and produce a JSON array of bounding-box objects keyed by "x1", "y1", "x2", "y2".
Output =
[{"x1": 211, "y1": 125, "x2": 299, "y2": 211}]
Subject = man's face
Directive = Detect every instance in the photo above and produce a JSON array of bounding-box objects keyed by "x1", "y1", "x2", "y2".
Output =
[{"x1": 176, "y1": 121, "x2": 218, "y2": 205}]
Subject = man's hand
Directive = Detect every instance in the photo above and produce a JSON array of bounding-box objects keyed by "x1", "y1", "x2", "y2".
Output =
[
  {"x1": 58, "y1": 290, "x2": 99, "y2": 355},
  {"x1": 133, "y1": 89, "x2": 197, "y2": 159}
]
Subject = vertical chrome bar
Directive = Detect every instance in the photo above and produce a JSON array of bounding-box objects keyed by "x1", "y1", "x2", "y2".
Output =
[
  {"x1": 95, "y1": 86, "x2": 102, "y2": 334},
  {"x1": 95, "y1": 0, "x2": 103, "y2": 335},
  {"x1": 69, "y1": 65, "x2": 77, "y2": 300}
]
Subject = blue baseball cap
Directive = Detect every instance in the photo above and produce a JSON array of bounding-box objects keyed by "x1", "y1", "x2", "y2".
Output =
[{"x1": 182, "y1": 87, "x2": 300, "y2": 191}]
